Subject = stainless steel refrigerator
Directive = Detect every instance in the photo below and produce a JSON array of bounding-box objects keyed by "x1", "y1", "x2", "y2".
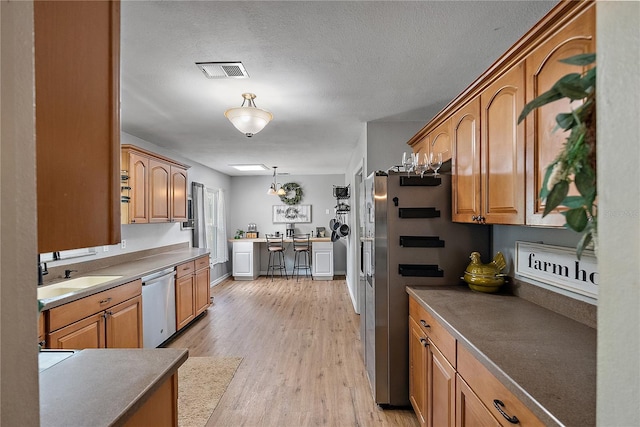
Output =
[{"x1": 362, "y1": 170, "x2": 489, "y2": 406}]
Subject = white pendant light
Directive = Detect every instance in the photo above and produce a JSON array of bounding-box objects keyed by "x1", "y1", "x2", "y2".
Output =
[
  {"x1": 267, "y1": 166, "x2": 285, "y2": 196},
  {"x1": 225, "y1": 93, "x2": 273, "y2": 137}
]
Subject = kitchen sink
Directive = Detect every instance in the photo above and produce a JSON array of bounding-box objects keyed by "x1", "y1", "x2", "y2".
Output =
[{"x1": 37, "y1": 275, "x2": 123, "y2": 300}]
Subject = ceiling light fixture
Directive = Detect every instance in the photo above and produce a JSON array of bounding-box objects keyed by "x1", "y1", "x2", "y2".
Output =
[
  {"x1": 267, "y1": 166, "x2": 286, "y2": 196},
  {"x1": 230, "y1": 164, "x2": 270, "y2": 172},
  {"x1": 224, "y1": 93, "x2": 273, "y2": 137}
]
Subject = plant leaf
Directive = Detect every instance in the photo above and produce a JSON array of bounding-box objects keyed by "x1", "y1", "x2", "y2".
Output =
[
  {"x1": 575, "y1": 168, "x2": 596, "y2": 199},
  {"x1": 560, "y1": 53, "x2": 596, "y2": 66},
  {"x1": 562, "y1": 196, "x2": 586, "y2": 209},
  {"x1": 576, "y1": 229, "x2": 594, "y2": 260},
  {"x1": 543, "y1": 180, "x2": 569, "y2": 216},
  {"x1": 582, "y1": 67, "x2": 596, "y2": 90},
  {"x1": 518, "y1": 88, "x2": 563, "y2": 123},
  {"x1": 565, "y1": 208, "x2": 588, "y2": 232},
  {"x1": 556, "y1": 74, "x2": 589, "y2": 100},
  {"x1": 556, "y1": 112, "x2": 576, "y2": 130}
]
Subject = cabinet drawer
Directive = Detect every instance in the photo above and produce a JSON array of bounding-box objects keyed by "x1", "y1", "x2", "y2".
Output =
[
  {"x1": 48, "y1": 279, "x2": 142, "y2": 332},
  {"x1": 457, "y1": 343, "x2": 543, "y2": 427},
  {"x1": 176, "y1": 260, "x2": 195, "y2": 278},
  {"x1": 409, "y1": 296, "x2": 456, "y2": 367},
  {"x1": 195, "y1": 255, "x2": 209, "y2": 271}
]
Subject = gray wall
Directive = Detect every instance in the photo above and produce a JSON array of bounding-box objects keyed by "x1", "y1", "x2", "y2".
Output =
[
  {"x1": 229, "y1": 173, "x2": 347, "y2": 274},
  {"x1": 366, "y1": 121, "x2": 425, "y2": 175}
]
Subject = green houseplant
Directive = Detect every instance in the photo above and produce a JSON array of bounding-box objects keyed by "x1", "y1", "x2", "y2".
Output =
[{"x1": 518, "y1": 53, "x2": 596, "y2": 258}]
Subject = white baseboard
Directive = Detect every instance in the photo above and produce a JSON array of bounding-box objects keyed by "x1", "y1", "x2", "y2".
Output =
[{"x1": 210, "y1": 272, "x2": 231, "y2": 287}]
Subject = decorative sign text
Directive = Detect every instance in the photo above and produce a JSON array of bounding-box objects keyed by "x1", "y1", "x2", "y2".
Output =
[{"x1": 515, "y1": 241, "x2": 598, "y2": 299}]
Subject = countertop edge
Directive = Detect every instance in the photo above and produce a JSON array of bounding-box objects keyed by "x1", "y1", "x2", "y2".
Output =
[
  {"x1": 39, "y1": 248, "x2": 210, "y2": 310},
  {"x1": 111, "y1": 348, "x2": 189, "y2": 427},
  {"x1": 406, "y1": 286, "x2": 565, "y2": 427}
]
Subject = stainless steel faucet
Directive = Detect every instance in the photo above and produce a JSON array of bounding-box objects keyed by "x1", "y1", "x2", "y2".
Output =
[{"x1": 64, "y1": 269, "x2": 78, "y2": 279}]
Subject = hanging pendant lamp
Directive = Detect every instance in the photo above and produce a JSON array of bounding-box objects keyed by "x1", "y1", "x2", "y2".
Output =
[
  {"x1": 267, "y1": 166, "x2": 286, "y2": 196},
  {"x1": 225, "y1": 93, "x2": 273, "y2": 137}
]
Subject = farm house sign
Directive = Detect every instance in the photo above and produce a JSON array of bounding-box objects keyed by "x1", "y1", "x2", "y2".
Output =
[{"x1": 515, "y1": 241, "x2": 598, "y2": 298}]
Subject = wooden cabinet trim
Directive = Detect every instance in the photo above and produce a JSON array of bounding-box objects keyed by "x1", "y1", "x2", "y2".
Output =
[{"x1": 121, "y1": 144, "x2": 190, "y2": 170}]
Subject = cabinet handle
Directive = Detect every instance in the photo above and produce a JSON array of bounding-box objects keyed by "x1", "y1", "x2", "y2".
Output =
[
  {"x1": 420, "y1": 319, "x2": 430, "y2": 329},
  {"x1": 99, "y1": 297, "x2": 112, "y2": 305},
  {"x1": 131, "y1": 219, "x2": 136, "y2": 223},
  {"x1": 471, "y1": 215, "x2": 478, "y2": 221},
  {"x1": 493, "y1": 400, "x2": 519, "y2": 424},
  {"x1": 419, "y1": 337, "x2": 428, "y2": 347}
]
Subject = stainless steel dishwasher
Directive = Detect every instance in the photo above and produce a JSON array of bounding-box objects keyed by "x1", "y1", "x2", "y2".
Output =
[{"x1": 141, "y1": 268, "x2": 176, "y2": 348}]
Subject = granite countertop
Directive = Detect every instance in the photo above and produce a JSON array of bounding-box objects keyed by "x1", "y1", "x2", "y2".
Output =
[
  {"x1": 40, "y1": 348, "x2": 188, "y2": 427},
  {"x1": 407, "y1": 286, "x2": 596, "y2": 427},
  {"x1": 39, "y1": 248, "x2": 209, "y2": 310}
]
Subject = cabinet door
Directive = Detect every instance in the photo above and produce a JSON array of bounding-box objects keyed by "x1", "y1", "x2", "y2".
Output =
[
  {"x1": 430, "y1": 118, "x2": 452, "y2": 163},
  {"x1": 525, "y1": 5, "x2": 595, "y2": 226},
  {"x1": 456, "y1": 375, "x2": 501, "y2": 427},
  {"x1": 149, "y1": 159, "x2": 171, "y2": 223},
  {"x1": 409, "y1": 317, "x2": 428, "y2": 427},
  {"x1": 175, "y1": 275, "x2": 195, "y2": 330},
  {"x1": 34, "y1": 0, "x2": 121, "y2": 252},
  {"x1": 170, "y1": 166, "x2": 188, "y2": 221},
  {"x1": 481, "y1": 63, "x2": 526, "y2": 224},
  {"x1": 194, "y1": 267, "x2": 211, "y2": 316},
  {"x1": 106, "y1": 295, "x2": 143, "y2": 348},
  {"x1": 428, "y1": 341, "x2": 456, "y2": 427},
  {"x1": 452, "y1": 98, "x2": 482, "y2": 223},
  {"x1": 47, "y1": 312, "x2": 106, "y2": 349},
  {"x1": 312, "y1": 243, "x2": 334, "y2": 279},
  {"x1": 126, "y1": 152, "x2": 150, "y2": 224}
]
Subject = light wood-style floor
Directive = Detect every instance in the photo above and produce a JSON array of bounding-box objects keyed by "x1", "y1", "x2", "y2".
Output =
[{"x1": 167, "y1": 276, "x2": 419, "y2": 427}]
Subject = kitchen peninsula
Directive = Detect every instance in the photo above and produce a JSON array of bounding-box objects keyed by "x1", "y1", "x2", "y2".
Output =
[{"x1": 231, "y1": 237, "x2": 334, "y2": 280}]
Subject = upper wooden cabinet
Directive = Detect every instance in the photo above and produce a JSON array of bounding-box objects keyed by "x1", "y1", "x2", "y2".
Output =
[
  {"x1": 35, "y1": 0, "x2": 121, "y2": 252},
  {"x1": 121, "y1": 145, "x2": 189, "y2": 224},
  {"x1": 429, "y1": 119, "x2": 452, "y2": 163},
  {"x1": 525, "y1": 4, "x2": 596, "y2": 226},
  {"x1": 406, "y1": 1, "x2": 595, "y2": 227},
  {"x1": 451, "y1": 98, "x2": 481, "y2": 223},
  {"x1": 480, "y1": 63, "x2": 526, "y2": 225}
]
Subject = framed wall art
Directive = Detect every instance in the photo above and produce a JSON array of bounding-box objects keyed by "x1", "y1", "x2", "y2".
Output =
[{"x1": 273, "y1": 205, "x2": 311, "y2": 223}]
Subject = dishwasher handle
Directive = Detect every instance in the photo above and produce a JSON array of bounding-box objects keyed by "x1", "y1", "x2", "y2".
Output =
[{"x1": 141, "y1": 268, "x2": 175, "y2": 285}]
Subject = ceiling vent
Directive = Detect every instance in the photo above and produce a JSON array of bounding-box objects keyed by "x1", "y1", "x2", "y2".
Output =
[{"x1": 196, "y1": 62, "x2": 249, "y2": 79}]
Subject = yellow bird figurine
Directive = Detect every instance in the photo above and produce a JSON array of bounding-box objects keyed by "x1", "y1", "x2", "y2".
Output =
[{"x1": 463, "y1": 251, "x2": 507, "y2": 293}]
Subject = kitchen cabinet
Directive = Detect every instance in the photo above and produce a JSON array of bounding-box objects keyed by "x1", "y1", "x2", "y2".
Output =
[
  {"x1": 409, "y1": 297, "x2": 456, "y2": 427},
  {"x1": 175, "y1": 255, "x2": 210, "y2": 330},
  {"x1": 312, "y1": 242, "x2": 334, "y2": 280},
  {"x1": 455, "y1": 374, "x2": 501, "y2": 427},
  {"x1": 34, "y1": 0, "x2": 121, "y2": 253},
  {"x1": 457, "y1": 344, "x2": 543, "y2": 426},
  {"x1": 45, "y1": 279, "x2": 142, "y2": 349},
  {"x1": 451, "y1": 98, "x2": 482, "y2": 223},
  {"x1": 479, "y1": 63, "x2": 526, "y2": 225},
  {"x1": 232, "y1": 241, "x2": 260, "y2": 280},
  {"x1": 429, "y1": 118, "x2": 452, "y2": 163},
  {"x1": 38, "y1": 312, "x2": 45, "y2": 347},
  {"x1": 123, "y1": 374, "x2": 178, "y2": 427},
  {"x1": 194, "y1": 256, "x2": 211, "y2": 316},
  {"x1": 409, "y1": 294, "x2": 544, "y2": 427},
  {"x1": 121, "y1": 145, "x2": 189, "y2": 224},
  {"x1": 524, "y1": 4, "x2": 596, "y2": 226}
]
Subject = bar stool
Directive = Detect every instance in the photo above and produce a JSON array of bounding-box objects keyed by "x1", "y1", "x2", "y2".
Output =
[
  {"x1": 292, "y1": 233, "x2": 312, "y2": 281},
  {"x1": 266, "y1": 234, "x2": 288, "y2": 281}
]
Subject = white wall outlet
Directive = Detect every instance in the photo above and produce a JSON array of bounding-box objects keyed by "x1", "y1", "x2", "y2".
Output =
[
  {"x1": 121, "y1": 239, "x2": 126, "y2": 249},
  {"x1": 325, "y1": 209, "x2": 330, "y2": 215},
  {"x1": 103, "y1": 245, "x2": 109, "y2": 252}
]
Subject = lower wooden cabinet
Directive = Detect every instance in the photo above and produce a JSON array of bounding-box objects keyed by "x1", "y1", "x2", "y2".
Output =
[
  {"x1": 409, "y1": 312, "x2": 456, "y2": 427},
  {"x1": 123, "y1": 373, "x2": 178, "y2": 427},
  {"x1": 175, "y1": 255, "x2": 211, "y2": 331},
  {"x1": 456, "y1": 374, "x2": 501, "y2": 427},
  {"x1": 46, "y1": 280, "x2": 143, "y2": 349}
]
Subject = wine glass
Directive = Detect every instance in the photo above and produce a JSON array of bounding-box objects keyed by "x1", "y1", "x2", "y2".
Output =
[
  {"x1": 402, "y1": 152, "x2": 414, "y2": 177},
  {"x1": 429, "y1": 152, "x2": 443, "y2": 177},
  {"x1": 414, "y1": 153, "x2": 429, "y2": 178}
]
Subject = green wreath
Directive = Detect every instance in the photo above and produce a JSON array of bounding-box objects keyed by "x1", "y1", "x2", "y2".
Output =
[{"x1": 279, "y1": 182, "x2": 303, "y2": 205}]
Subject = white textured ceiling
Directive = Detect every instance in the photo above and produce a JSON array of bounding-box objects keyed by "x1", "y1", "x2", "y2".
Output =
[{"x1": 120, "y1": 1, "x2": 557, "y2": 176}]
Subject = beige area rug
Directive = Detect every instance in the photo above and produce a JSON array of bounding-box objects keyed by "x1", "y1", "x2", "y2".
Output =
[{"x1": 178, "y1": 356, "x2": 243, "y2": 427}]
